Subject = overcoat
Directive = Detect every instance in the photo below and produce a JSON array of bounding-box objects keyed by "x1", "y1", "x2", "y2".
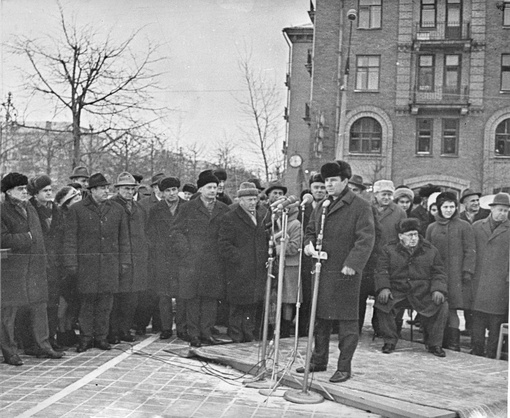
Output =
[
  {"x1": 218, "y1": 204, "x2": 268, "y2": 305},
  {"x1": 426, "y1": 214, "x2": 476, "y2": 309},
  {"x1": 110, "y1": 195, "x2": 148, "y2": 293},
  {"x1": 63, "y1": 195, "x2": 130, "y2": 294},
  {"x1": 459, "y1": 207, "x2": 490, "y2": 224},
  {"x1": 377, "y1": 201, "x2": 407, "y2": 246},
  {"x1": 1, "y1": 196, "x2": 48, "y2": 306},
  {"x1": 374, "y1": 238, "x2": 448, "y2": 317},
  {"x1": 304, "y1": 190, "x2": 375, "y2": 320},
  {"x1": 471, "y1": 217, "x2": 510, "y2": 315},
  {"x1": 171, "y1": 197, "x2": 230, "y2": 300},
  {"x1": 146, "y1": 198, "x2": 186, "y2": 295},
  {"x1": 138, "y1": 192, "x2": 160, "y2": 218},
  {"x1": 410, "y1": 204, "x2": 434, "y2": 236}
]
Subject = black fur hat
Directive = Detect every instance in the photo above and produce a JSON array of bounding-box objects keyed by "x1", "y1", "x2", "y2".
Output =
[
  {"x1": 197, "y1": 170, "x2": 219, "y2": 189},
  {"x1": 321, "y1": 160, "x2": 352, "y2": 180},
  {"x1": 158, "y1": 177, "x2": 181, "y2": 191},
  {"x1": 398, "y1": 218, "x2": 421, "y2": 234},
  {"x1": 1, "y1": 172, "x2": 28, "y2": 193},
  {"x1": 308, "y1": 173, "x2": 324, "y2": 186},
  {"x1": 418, "y1": 183, "x2": 441, "y2": 198}
]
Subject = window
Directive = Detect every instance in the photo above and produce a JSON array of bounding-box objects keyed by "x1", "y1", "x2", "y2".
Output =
[
  {"x1": 358, "y1": 0, "x2": 382, "y2": 29},
  {"x1": 349, "y1": 117, "x2": 382, "y2": 153},
  {"x1": 504, "y1": 0, "x2": 510, "y2": 27},
  {"x1": 442, "y1": 119, "x2": 458, "y2": 155},
  {"x1": 417, "y1": 119, "x2": 433, "y2": 154},
  {"x1": 495, "y1": 118, "x2": 510, "y2": 156},
  {"x1": 420, "y1": 0, "x2": 436, "y2": 28},
  {"x1": 446, "y1": 0, "x2": 461, "y2": 39},
  {"x1": 355, "y1": 56, "x2": 380, "y2": 91},
  {"x1": 418, "y1": 55, "x2": 435, "y2": 91},
  {"x1": 502, "y1": 54, "x2": 510, "y2": 91},
  {"x1": 444, "y1": 55, "x2": 461, "y2": 94}
]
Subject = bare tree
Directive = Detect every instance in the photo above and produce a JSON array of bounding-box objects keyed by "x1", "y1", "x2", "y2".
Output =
[
  {"x1": 214, "y1": 134, "x2": 237, "y2": 169},
  {"x1": 9, "y1": 5, "x2": 165, "y2": 169},
  {"x1": 237, "y1": 52, "x2": 283, "y2": 182}
]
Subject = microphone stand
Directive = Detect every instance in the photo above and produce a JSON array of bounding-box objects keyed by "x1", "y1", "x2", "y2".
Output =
[
  {"x1": 292, "y1": 203, "x2": 307, "y2": 356},
  {"x1": 284, "y1": 201, "x2": 328, "y2": 404}
]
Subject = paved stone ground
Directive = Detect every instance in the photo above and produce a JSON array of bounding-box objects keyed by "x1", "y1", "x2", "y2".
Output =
[{"x1": 0, "y1": 334, "x2": 380, "y2": 418}]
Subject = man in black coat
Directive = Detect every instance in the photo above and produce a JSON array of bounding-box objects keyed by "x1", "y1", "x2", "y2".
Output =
[
  {"x1": 218, "y1": 182, "x2": 268, "y2": 343},
  {"x1": 147, "y1": 176, "x2": 187, "y2": 340},
  {"x1": 64, "y1": 173, "x2": 131, "y2": 352},
  {"x1": 410, "y1": 183, "x2": 441, "y2": 236},
  {"x1": 172, "y1": 170, "x2": 230, "y2": 347},
  {"x1": 297, "y1": 161, "x2": 375, "y2": 383},
  {"x1": 1, "y1": 173, "x2": 63, "y2": 365}
]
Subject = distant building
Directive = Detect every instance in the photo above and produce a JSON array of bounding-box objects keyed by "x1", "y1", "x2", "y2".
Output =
[{"x1": 283, "y1": 0, "x2": 510, "y2": 196}]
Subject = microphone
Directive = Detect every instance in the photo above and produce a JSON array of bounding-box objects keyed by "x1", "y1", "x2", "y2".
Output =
[
  {"x1": 270, "y1": 196, "x2": 288, "y2": 210},
  {"x1": 277, "y1": 195, "x2": 298, "y2": 211},
  {"x1": 300, "y1": 193, "x2": 313, "y2": 207},
  {"x1": 322, "y1": 199, "x2": 331, "y2": 208}
]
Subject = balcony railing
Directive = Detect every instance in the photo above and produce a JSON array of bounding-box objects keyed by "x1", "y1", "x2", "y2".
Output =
[
  {"x1": 412, "y1": 85, "x2": 470, "y2": 105},
  {"x1": 413, "y1": 22, "x2": 471, "y2": 49}
]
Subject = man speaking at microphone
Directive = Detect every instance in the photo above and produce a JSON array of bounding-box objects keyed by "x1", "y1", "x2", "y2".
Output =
[{"x1": 297, "y1": 160, "x2": 375, "y2": 383}]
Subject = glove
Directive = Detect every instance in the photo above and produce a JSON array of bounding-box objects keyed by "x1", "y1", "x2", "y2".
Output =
[
  {"x1": 304, "y1": 242, "x2": 315, "y2": 257},
  {"x1": 432, "y1": 291, "x2": 445, "y2": 305},
  {"x1": 462, "y1": 272, "x2": 472, "y2": 282},
  {"x1": 377, "y1": 288, "x2": 392, "y2": 304}
]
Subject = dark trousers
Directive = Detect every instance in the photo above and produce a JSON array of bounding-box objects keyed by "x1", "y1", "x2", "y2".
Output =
[
  {"x1": 298, "y1": 265, "x2": 313, "y2": 337},
  {"x1": 79, "y1": 293, "x2": 114, "y2": 341},
  {"x1": 471, "y1": 311, "x2": 506, "y2": 359},
  {"x1": 378, "y1": 300, "x2": 448, "y2": 347},
  {"x1": 175, "y1": 298, "x2": 187, "y2": 335},
  {"x1": 464, "y1": 309, "x2": 473, "y2": 333},
  {"x1": 186, "y1": 296, "x2": 217, "y2": 340},
  {"x1": 134, "y1": 290, "x2": 161, "y2": 333},
  {"x1": 311, "y1": 318, "x2": 359, "y2": 373},
  {"x1": 228, "y1": 303, "x2": 257, "y2": 343},
  {"x1": 110, "y1": 292, "x2": 138, "y2": 337},
  {"x1": 159, "y1": 295, "x2": 174, "y2": 332},
  {"x1": 1, "y1": 303, "x2": 52, "y2": 359}
]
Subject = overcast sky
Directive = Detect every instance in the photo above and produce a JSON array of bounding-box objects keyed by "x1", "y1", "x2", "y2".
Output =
[{"x1": 0, "y1": 0, "x2": 309, "y2": 169}]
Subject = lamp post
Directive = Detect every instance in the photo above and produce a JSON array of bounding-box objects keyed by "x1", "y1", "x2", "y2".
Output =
[{"x1": 336, "y1": 9, "x2": 357, "y2": 160}]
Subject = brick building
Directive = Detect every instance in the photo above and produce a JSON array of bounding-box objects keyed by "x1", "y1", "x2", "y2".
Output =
[{"x1": 283, "y1": 0, "x2": 510, "y2": 196}]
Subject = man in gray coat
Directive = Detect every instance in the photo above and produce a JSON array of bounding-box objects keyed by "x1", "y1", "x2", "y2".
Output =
[{"x1": 297, "y1": 161, "x2": 375, "y2": 383}]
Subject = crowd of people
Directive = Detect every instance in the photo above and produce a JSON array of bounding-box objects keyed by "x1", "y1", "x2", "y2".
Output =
[{"x1": 1, "y1": 160, "x2": 508, "y2": 385}]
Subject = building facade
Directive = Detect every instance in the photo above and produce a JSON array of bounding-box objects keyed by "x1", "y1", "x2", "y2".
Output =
[{"x1": 283, "y1": 0, "x2": 510, "y2": 196}]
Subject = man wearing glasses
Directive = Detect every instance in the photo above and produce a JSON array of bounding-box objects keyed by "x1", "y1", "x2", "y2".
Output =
[{"x1": 374, "y1": 218, "x2": 449, "y2": 357}]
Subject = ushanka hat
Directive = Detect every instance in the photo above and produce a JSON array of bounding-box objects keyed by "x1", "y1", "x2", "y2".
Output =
[
  {"x1": 158, "y1": 176, "x2": 181, "y2": 191},
  {"x1": 27, "y1": 174, "x2": 52, "y2": 195},
  {"x1": 309, "y1": 173, "x2": 324, "y2": 186},
  {"x1": 373, "y1": 180, "x2": 395, "y2": 194},
  {"x1": 394, "y1": 186, "x2": 414, "y2": 202},
  {"x1": 182, "y1": 183, "x2": 197, "y2": 194},
  {"x1": 213, "y1": 168, "x2": 227, "y2": 182},
  {"x1": 1, "y1": 172, "x2": 28, "y2": 193},
  {"x1": 418, "y1": 183, "x2": 441, "y2": 198},
  {"x1": 197, "y1": 170, "x2": 219, "y2": 189},
  {"x1": 398, "y1": 218, "x2": 421, "y2": 234},
  {"x1": 237, "y1": 182, "x2": 258, "y2": 198},
  {"x1": 321, "y1": 160, "x2": 352, "y2": 180}
]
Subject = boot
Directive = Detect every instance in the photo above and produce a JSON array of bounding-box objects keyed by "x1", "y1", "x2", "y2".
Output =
[
  {"x1": 442, "y1": 328, "x2": 449, "y2": 349},
  {"x1": 447, "y1": 328, "x2": 461, "y2": 352}
]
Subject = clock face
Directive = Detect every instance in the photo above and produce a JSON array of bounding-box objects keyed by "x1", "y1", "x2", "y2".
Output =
[{"x1": 289, "y1": 154, "x2": 302, "y2": 168}]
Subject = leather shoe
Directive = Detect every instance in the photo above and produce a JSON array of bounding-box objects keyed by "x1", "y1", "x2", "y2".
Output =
[
  {"x1": 135, "y1": 327, "x2": 146, "y2": 336},
  {"x1": 160, "y1": 330, "x2": 173, "y2": 340},
  {"x1": 329, "y1": 370, "x2": 351, "y2": 383},
  {"x1": 37, "y1": 349, "x2": 64, "y2": 359},
  {"x1": 190, "y1": 337, "x2": 202, "y2": 348},
  {"x1": 177, "y1": 332, "x2": 191, "y2": 342},
  {"x1": 76, "y1": 340, "x2": 92, "y2": 353},
  {"x1": 382, "y1": 343, "x2": 396, "y2": 354},
  {"x1": 4, "y1": 354, "x2": 23, "y2": 366},
  {"x1": 201, "y1": 336, "x2": 222, "y2": 346},
  {"x1": 295, "y1": 364, "x2": 327, "y2": 373},
  {"x1": 428, "y1": 346, "x2": 446, "y2": 357},
  {"x1": 107, "y1": 335, "x2": 121, "y2": 345},
  {"x1": 119, "y1": 333, "x2": 136, "y2": 343},
  {"x1": 94, "y1": 340, "x2": 112, "y2": 350}
]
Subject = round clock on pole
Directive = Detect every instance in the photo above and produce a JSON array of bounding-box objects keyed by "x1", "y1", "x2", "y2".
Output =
[{"x1": 288, "y1": 154, "x2": 303, "y2": 168}]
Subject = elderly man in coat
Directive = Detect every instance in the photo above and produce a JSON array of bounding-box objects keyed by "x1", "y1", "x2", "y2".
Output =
[
  {"x1": 107, "y1": 172, "x2": 148, "y2": 344},
  {"x1": 218, "y1": 182, "x2": 268, "y2": 343},
  {"x1": 471, "y1": 193, "x2": 510, "y2": 358},
  {"x1": 1, "y1": 173, "x2": 63, "y2": 366},
  {"x1": 296, "y1": 161, "x2": 375, "y2": 383},
  {"x1": 375, "y1": 218, "x2": 449, "y2": 357},
  {"x1": 147, "y1": 176, "x2": 187, "y2": 341},
  {"x1": 64, "y1": 173, "x2": 131, "y2": 352},
  {"x1": 172, "y1": 170, "x2": 230, "y2": 347}
]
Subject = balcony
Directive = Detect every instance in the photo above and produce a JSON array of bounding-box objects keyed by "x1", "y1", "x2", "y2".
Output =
[
  {"x1": 410, "y1": 85, "x2": 470, "y2": 114},
  {"x1": 413, "y1": 22, "x2": 472, "y2": 51}
]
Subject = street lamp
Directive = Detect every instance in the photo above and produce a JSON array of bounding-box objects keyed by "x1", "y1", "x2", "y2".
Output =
[{"x1": 336, "y1": 9, "x2": 357, "y2": 160}]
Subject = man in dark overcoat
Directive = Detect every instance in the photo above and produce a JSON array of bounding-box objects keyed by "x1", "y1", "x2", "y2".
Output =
[
  {"x1": 297, "y1": 161, "x2": 375, "y2": 383},
  {"x1": 1, "y1": 173, "x2": 63, "y2": 365},
  {"x1": 471, "y1": 193, "x2": 510, "y2": 358},
  {"x1": 218, "y1": 182, "x2": 268, "y2": 343},
  {"x1": 147, "y1": 176, "x2": 187, "y2": 340},
  {"x1": 64, "y1": 173, "x2": 130, "y2": 352},
  {"x1": 171, "y1": 170, "x2": 230, "y2": 347},
  {"x1": 410, "y1": 183, "x2": 441, "y2": 236},
  {"x1": 108, "y1": 172, "x2": 148, "y2": 344},
  {"x1": 375, "y1": 218, "x2": 449, "y2": 357}
]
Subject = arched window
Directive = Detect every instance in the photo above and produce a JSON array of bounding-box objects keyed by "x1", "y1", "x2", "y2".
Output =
[
  {"x1": 349, "y1": 117, "x2": 382, "y2": 153},
  {"x1": 495, "y1": 118, "x2": 510, "y2": 156}
]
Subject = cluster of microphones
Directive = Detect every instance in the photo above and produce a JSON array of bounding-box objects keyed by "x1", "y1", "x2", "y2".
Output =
[{"x1": 269, "y1": 194, "x2": 314, "y2": 212}]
